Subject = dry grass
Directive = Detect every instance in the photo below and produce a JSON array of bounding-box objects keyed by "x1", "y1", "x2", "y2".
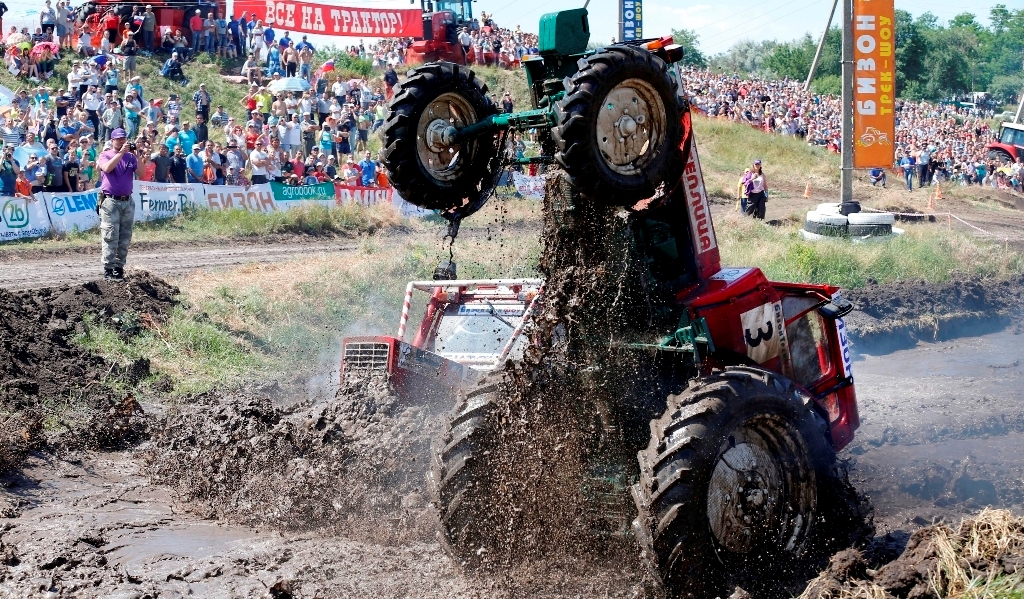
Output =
[{"x1": 799, "y1": 510, "x2": 1024, "y2": 599}]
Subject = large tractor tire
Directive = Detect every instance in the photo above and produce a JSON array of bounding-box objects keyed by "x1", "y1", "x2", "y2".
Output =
[
  {"x1": 553, "y1": 45, "x2": 681, "y2": 206},
  {"x1": 428, "y1": 372, "x2": 505, "y2": 569},
  {"x1": 632, "y1": 367, "x2": 835, "y2": 598},
  {"x1": 381, "y1": 62, "x2": 501, "y2": 213}
]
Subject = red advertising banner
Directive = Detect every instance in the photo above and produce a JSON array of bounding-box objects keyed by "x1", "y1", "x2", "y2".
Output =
[
  {"x1": 852, "y1": 0, "x2": 896, "y2": 168},
  {"x1": 234, "y1": 2, "x2": 423, "y2": 38}
]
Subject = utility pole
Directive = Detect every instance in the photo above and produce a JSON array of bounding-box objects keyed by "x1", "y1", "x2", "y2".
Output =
[
  {"x1": 805, "y1": 0, "x2": 840, "y2": 91},
  {"x1": 1014, "y1": 89, "x2": 1024, "y2": 124},
  {"x1": 840, "y1": 0, "x2": 854, "y2": 207}
]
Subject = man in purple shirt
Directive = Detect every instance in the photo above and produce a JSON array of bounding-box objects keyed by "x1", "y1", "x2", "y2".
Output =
[{"x1": 98, "y1": 128, "x2": 139, "y2": 280}]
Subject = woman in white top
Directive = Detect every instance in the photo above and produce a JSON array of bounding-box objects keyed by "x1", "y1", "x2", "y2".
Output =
[{"x1": 743, "y1": 159, "x2": 769, "y2": 220}]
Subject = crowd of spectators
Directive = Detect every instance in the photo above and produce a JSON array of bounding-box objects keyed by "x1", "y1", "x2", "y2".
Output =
[{"x1": 681, "y1": 67, "x2": 1023, "y2": 192}]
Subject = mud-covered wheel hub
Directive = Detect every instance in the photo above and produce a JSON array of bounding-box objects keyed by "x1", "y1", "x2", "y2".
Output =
[
  {"x1": 707, "y1": 416, "x2": 815, "y2": 555},
  {"x1": 595, "y1": 79, "x2": 665, "y2": 177},
  {"x1": 417, "y1": 93, "x2": 476, "y2": 183}
]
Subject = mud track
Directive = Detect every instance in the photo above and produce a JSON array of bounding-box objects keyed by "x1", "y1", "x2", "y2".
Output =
[
  {"x1": 0, "y1": 240, "x2": 358, "y2": 291},
  {"x1": 3, "y1": 280, "x2": 1024, "y2": 596}
]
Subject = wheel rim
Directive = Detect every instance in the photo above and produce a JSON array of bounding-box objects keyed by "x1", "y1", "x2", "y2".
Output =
[
  {"x1": 594, "y1": 78, "x2": 666, "y2": 176},
  {"x1": 416, "y1": 92, "x2": 478, "y2": 183},
  {"x1": 706, "y1": 415, "x2": 816, "y2": 556}
]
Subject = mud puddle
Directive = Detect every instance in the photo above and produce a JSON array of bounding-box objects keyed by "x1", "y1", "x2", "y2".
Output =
[{"x1": 849, "y1": 326, "x2": 1024, "y2": 532}]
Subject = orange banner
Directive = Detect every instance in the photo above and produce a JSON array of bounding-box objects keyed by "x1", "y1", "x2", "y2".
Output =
[{"x1": 852, "y1": 0, "x2": 895, "y2": 168}]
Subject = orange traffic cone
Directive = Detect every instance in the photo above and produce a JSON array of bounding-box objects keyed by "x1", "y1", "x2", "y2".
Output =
[
  {"x1": 934, "y1": 184, "x2": 942, "y2": 201},
  {"x1": 803, "y1": 183, "x2": 811, "y2": 198},
  {"x1": 928, "y1": 194, "x2": 933, "y2": 211}
]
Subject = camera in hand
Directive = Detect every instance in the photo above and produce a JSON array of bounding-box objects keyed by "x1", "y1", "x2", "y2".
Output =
[{"x1": 127, "y1": 141, "x2": 137, "y2": 153}]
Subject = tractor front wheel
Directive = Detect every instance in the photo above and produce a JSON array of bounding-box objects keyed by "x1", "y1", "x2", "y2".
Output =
[
  {"x1": 632, "y1": 367, "x2": 835, "y2": 598},
  {"x1": 428, "y1": 373, "x2": 506, "y2": 569},
  {"x1": 382, "y1": 62, "x2": 501, "y2": 214},
  {"x1": 553, "y1": 45, "x2": 681, "y2": 205}
]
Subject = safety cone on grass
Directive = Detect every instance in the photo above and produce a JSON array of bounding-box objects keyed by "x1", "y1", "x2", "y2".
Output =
[
  {"x1": 803, "y1": 183, "x2": 811, "y2": 198},
  {"x1": 928, "y1": 184, "x2": 941, "y2": 210}
]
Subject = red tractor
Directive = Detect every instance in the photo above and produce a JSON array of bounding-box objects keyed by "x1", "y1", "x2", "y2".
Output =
[
  {"x1": 986, "y1": 121, "x2": 1024, "y2": 164},
  {"x1": 405, "y1": 0, "x2": 493, "y2": 65},
  {"x1": 346, "y1": 9, "x2": 864, "y2": 596}
]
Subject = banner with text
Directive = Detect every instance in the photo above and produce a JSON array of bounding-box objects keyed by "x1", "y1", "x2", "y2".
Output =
[
  {"x1": 42, "y1": 189, "x2": 101, "y2": 234},
  {"x1": 271, "y1": 181, "x2": 337, "y2": 207},
  {"x1": 0, "y1": 196, "x2": 52, "y2": 241},
  {"x1": 235, "y1": 2, "x2": 423, "y2": 38},
  {"x1": 335, "y1": 184, "x2": 393, "y2": 206},
  {"x1": 620, "y1": 0, "x2": 642, "y2": 41},
  {"x1": 852, "y1": 0, "x2": 895, "y2": 168},
  {"x1": 133, "y1": 182, "x2": 203, "y2": 221}
]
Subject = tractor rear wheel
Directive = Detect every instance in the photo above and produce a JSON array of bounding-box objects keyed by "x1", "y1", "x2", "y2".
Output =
[
  {"x1": 382, "y1": 62, "x2": 501, "y2": 213},
  {"x1": 428, "y1": 373, "x2": 505, "y2": 569},
  {"x1": 553, "y1": 45, "x2": 681, "y2": 205},
  {"x1": 632, "y1": 367, "x2": 834, "y2": 598}
]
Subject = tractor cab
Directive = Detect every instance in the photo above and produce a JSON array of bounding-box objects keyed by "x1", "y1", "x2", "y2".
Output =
[
  {"x1": 986, "y1": 121, "x2": 1024, "y2": 164},
  {"x1": 340, "y1": 278, "x2": 542, "y2": 406}
]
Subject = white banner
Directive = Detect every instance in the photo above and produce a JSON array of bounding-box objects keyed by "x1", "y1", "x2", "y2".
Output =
[
  {"x1": 133, "y1": 182, "x2": 203, "y2": 221},
  {"x1": 0, "y1": 196, "x2": 52, "y2": 240},
  {"x1": 201, "y1": 183, "x2": 277, "y2": 213},
  {"x1": 42, "y1": 189, "x2": 101, "y2": 234},
  {"x1": 512, "y1": 172, "x2": 545, "y2": 200}
]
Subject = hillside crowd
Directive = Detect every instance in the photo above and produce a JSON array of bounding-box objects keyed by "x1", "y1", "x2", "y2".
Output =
[{"x1": 680, "y1": 67, "x2": 1023, "y2": 192}]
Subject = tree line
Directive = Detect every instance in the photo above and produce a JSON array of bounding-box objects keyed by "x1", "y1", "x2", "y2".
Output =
[{"x1": 671, "y1": 5, "x2": 1024, "y2": 106}]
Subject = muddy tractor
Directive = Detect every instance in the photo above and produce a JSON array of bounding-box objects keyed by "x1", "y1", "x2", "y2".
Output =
[{"x1": 368, "y1": 8, "x2": 863, "y2": 597}]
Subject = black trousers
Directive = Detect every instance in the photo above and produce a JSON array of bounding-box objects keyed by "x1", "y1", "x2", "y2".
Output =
[{"x1": 745, "y1": 191, "x2": 767, "y2": 220}]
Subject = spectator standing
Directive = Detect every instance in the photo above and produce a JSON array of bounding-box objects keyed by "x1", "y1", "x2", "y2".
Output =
[
  {"x1": 151, "y1": 144, "x2": 172, "y2": 182},
  {"x1": 120, "y1": 32, "x2": 139, "y2": 79},
  {"x1": 142, "y1": 5, "x2": 156, "y2": 51},
  {"x1": 501, "y1": 92, "x2": 513, "y2": 114},
  {"x1": 193, "y1": 83, "x2": 211, "y2": 120},
  {"x1": 169, "y1": 144, "x2": 187, "y2": 183},
  {"x1": 194, "y1": 113, "x2": 208, "y2": 144},
  {"x1": 185, "y1": 144, "x2": 204, "y2": 182},
  {"x1": 97, "y1": 128, "x2": 139, "y2": 281},
  {"x1": 358, "y1": 151, "x2": 375, "y2": 186},
  {"x1": 249, "y1": 138, "x2": 269, "y2": 184},
  {"x1": 0, "y1": 145, "x2": 19, "y2": 196},
  {"x1": 178, "y1": 120, "x2": 197, "y2": 153},
  {"x1": 742, "y1": 159, "x2": 768, "y2": 219},
  {"x1": 40, "y1": 0, "x2": 57, "y2": 37},
  {"x1": 189, "y1": 10, "x2": 203, "y2": 55},
  {"x1": 900, "y1": 152, "x2": 915, "y2": 191}
]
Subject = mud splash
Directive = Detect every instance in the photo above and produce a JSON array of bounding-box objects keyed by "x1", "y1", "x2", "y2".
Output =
[{"x1": 144, "y1": 375, "x2": 440, "y2": 543}]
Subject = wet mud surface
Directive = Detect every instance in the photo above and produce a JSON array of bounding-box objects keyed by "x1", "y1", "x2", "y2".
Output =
[
  {"x1": 3, "y1": 279, "x2": 1024, "y2": 594},
  {"x1": 848, "y1": 327, "x2": 1024, "y2": 535}
]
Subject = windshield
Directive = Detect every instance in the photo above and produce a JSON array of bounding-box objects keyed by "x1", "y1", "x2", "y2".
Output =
[{"x1": 434, "y1": 302, "x2": 525, "y2": 357}]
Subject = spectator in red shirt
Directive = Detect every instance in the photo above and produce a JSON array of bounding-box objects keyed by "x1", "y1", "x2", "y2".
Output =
[
  {"x1": 103, "y1": 10, "x2": 120, "y2": 44},
  {"x1": 188, "y1": 10, "x2": 203, "y2": 55}
]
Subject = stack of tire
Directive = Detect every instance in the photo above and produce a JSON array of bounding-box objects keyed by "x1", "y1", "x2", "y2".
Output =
[{"x1": 802, "y1": 203, "x2": 896, "y2": 239}]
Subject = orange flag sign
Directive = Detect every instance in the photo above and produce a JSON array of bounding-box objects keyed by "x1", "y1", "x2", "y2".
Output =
[{"x1": 852, "y1": 0, "x2": 896, "y2": 169}]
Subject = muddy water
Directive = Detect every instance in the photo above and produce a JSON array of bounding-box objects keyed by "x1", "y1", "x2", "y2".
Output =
[{"x1": 849, "y1": 326, "x2": 1024, "y2": 532}]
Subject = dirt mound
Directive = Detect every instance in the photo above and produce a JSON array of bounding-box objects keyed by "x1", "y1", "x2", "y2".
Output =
[
  {"x1": 800, "y1": 509, "x2": 1024, "y2": 599},
  {"x1": 144, "y1": 375, "x2": 440, "y2": 542},
  {"x1": 843, "y1": 275, "x2": 1024, "y2": 344},
  {"x1": 0, "y1": 272, "x2": 176, "y2": 472}
]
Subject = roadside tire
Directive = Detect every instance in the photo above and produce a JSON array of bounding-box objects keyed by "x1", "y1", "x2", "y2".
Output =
[
  {"x1": 849, "y1": 223, "x2": 893, "y2": 237},
  {"x1": 633, "y1": 367, "x2": 835, "y2": 599},
  {"x1": 382, "y1": 62, "x2": 500, "y2": 212},
  {"x1": 803, "y1": 220, "x2": 848, "y2": 237},
  {"x1": 839, "y1": 201, "x2": 862, "y2": 216},
  {"x1": 806, "y1": 211, "x2": 848, "y2": 226},
  {"x1": 553, "y1": 45, "x2": 681, "y2": 205},
  {"x1": 847, "y1": 212, "x2": 895, "y2": 226},
  {"x1": 428, "y1": 372, "x2": 504, "y2": 569},
  {"x1": 815, "y1": 203, "x2": 842, "y2": 215}
]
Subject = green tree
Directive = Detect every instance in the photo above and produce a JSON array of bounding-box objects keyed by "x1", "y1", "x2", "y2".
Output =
[{"x1": 671, "y1": 28, "x2": 707, "y2": 69}]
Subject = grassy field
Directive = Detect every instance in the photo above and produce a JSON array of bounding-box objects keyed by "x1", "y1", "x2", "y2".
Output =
[{"x1": 77, "y1": 219, "x2": 541, "y2": 395}]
